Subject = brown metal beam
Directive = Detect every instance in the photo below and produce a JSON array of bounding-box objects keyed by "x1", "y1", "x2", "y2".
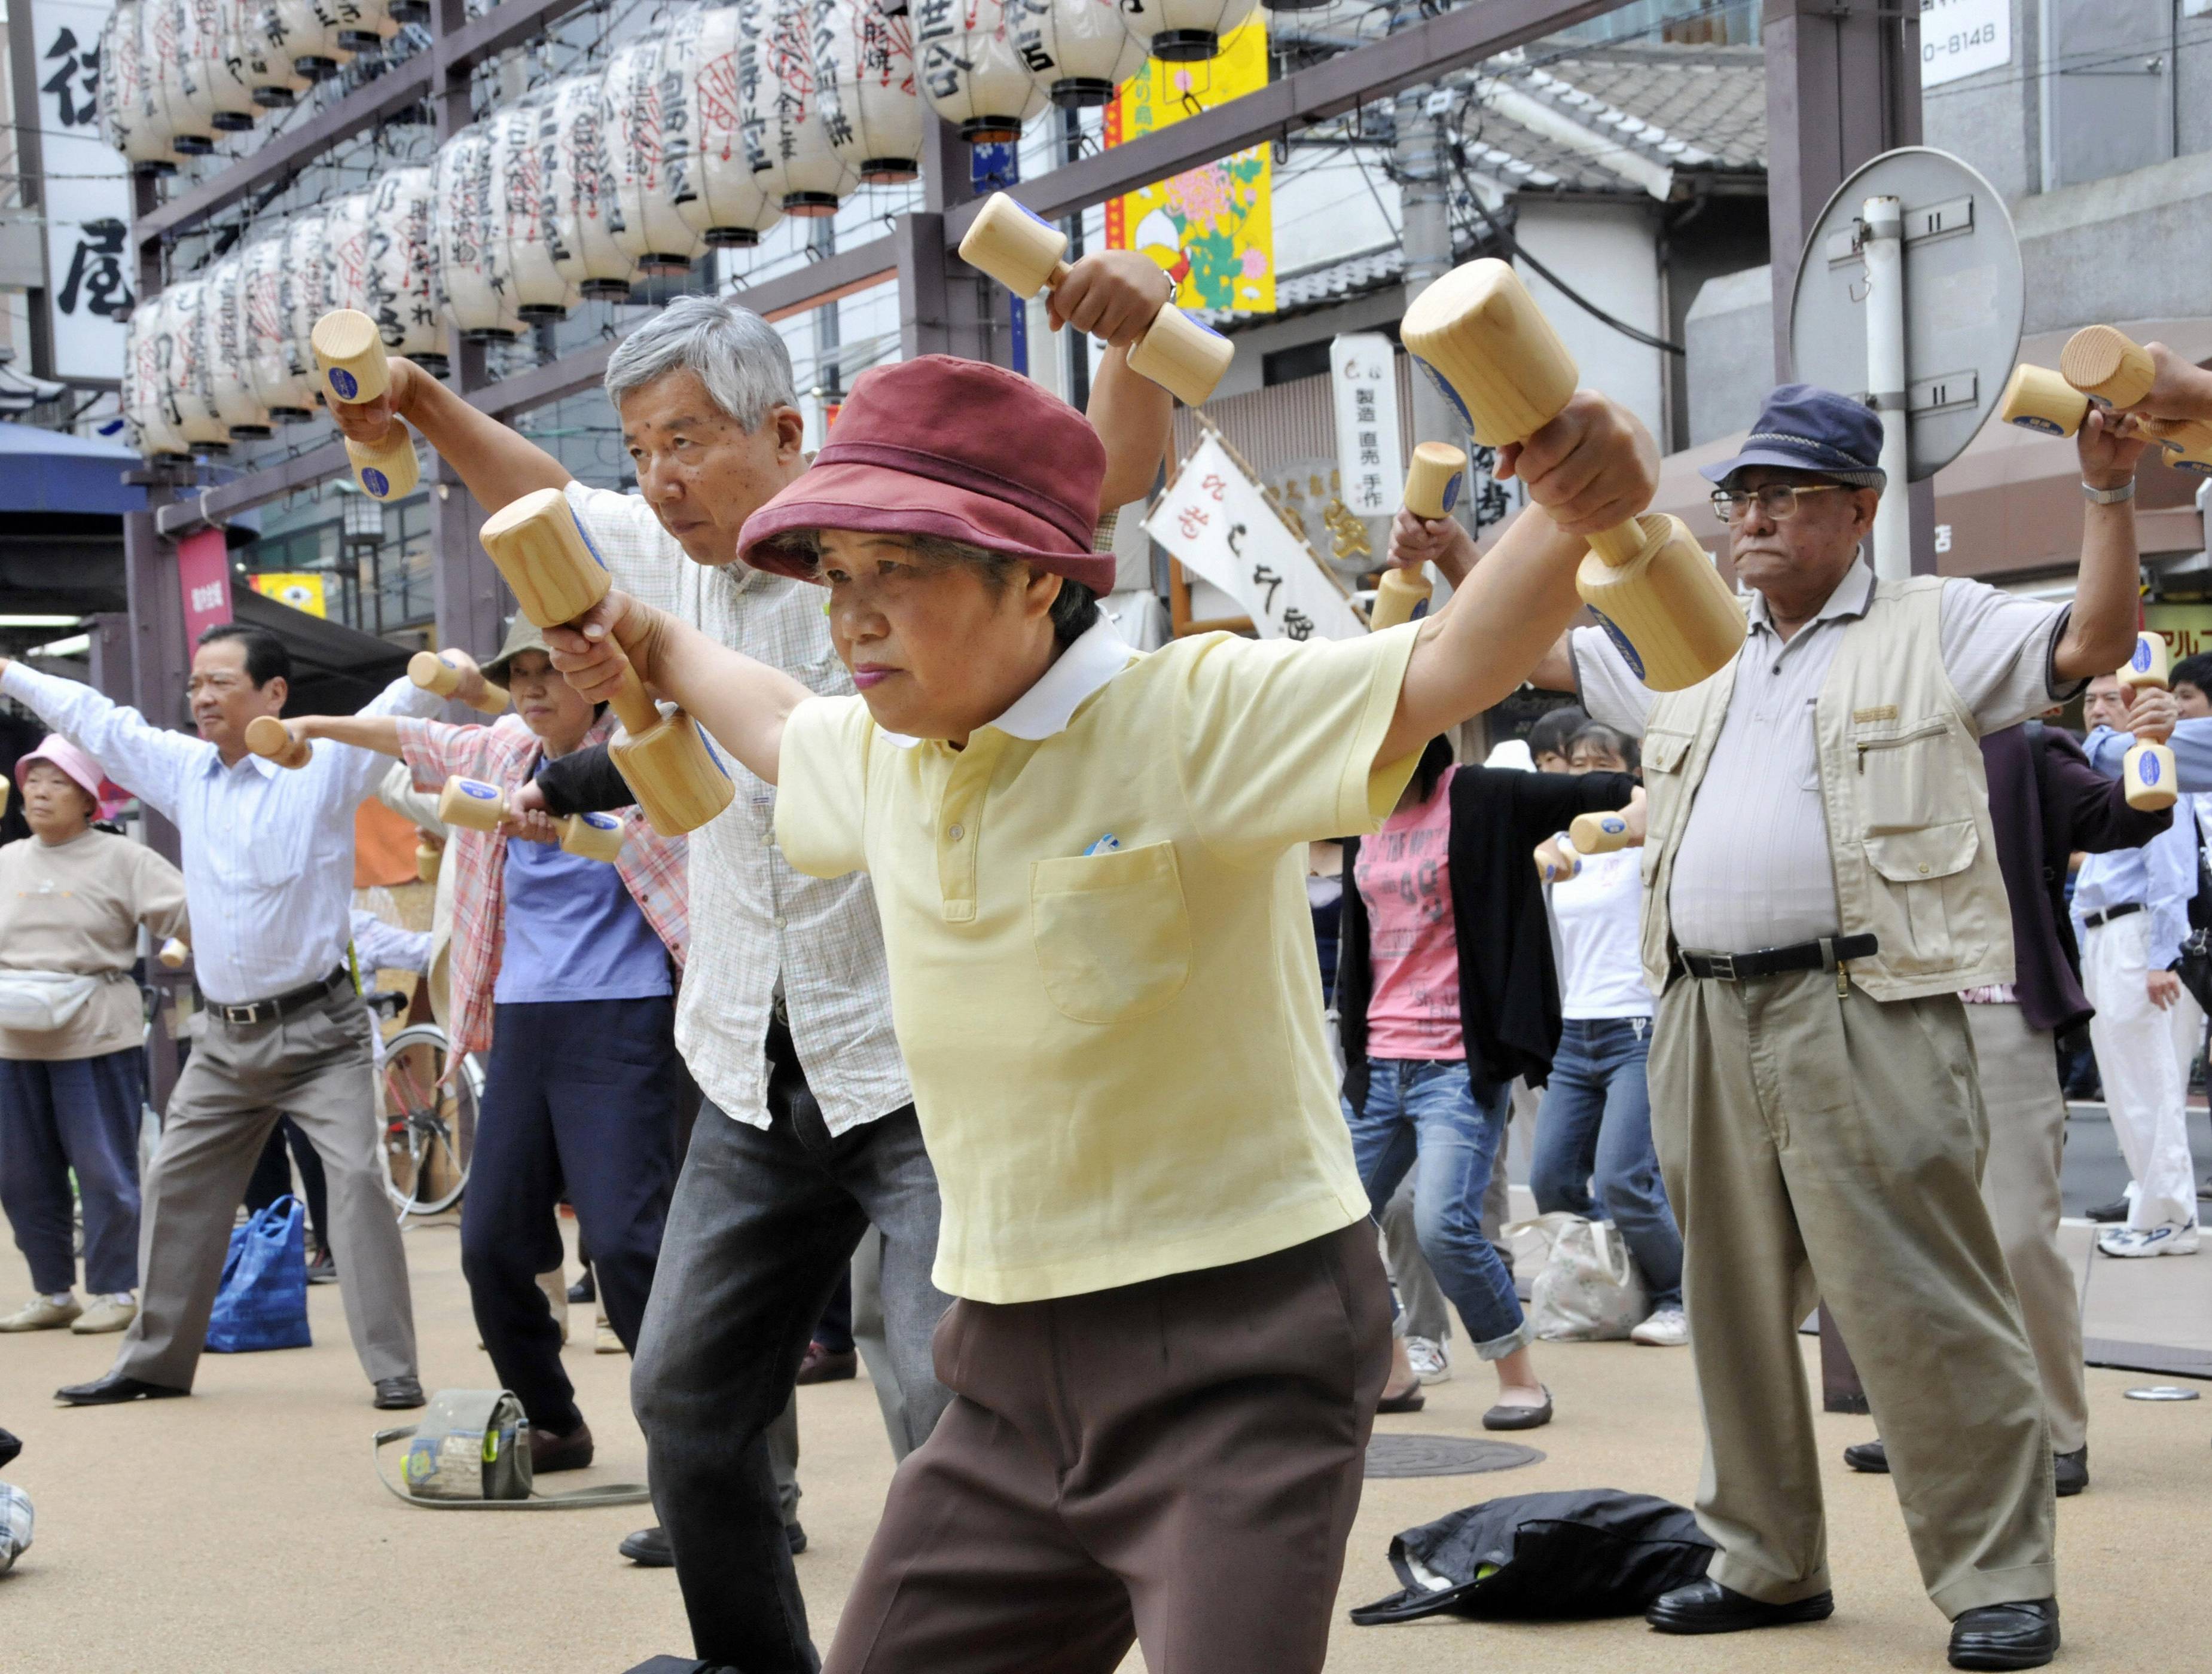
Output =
[{"x1": 942, "y1": 0, "x2": 1621, "y2": 243}]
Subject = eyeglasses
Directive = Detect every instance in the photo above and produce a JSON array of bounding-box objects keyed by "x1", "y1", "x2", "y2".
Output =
[{"x1": 1709, "y1": 483, "x2": 1852, "y2": 524}]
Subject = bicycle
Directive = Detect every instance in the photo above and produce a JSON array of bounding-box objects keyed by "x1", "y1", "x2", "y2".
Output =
[{"x1": 375, "y1": 1000, "x2": 481, "y2": 1219}]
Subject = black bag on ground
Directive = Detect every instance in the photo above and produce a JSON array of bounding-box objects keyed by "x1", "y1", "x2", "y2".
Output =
[{"x1": 1349, "y1": 1489, "x2": 1715, "y2": 1624}]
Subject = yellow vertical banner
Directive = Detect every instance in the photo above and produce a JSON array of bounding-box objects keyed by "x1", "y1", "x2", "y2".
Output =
[{"x1": 1103, "y1": 20, "x2": 1275, "y2": 316}]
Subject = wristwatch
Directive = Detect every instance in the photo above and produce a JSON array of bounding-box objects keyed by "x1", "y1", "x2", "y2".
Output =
[{"x1": 2082, "y1": 479, "x2": 2137, "y2": 505}]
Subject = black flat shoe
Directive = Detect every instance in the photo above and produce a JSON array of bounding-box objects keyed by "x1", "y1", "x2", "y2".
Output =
[
  {"x1": 1647, "y1": 1578, "x2": 1835, "y2": 1634},
  {"x1": 1375, "y1": 1386, "x2": 1426, "y2": 1414},
  {"x1": 2084, "y1": 1196, "x2": 2128, "y2": 1224},
  {"x1": 1844, "y1": 1438, "x2": 1890, "y2": 1473},
  {"x1": 1949, "y1": 1598, "x2": 2059, "y2": 1670},
  {"x1": 1481, "y1": 1385, "x2": 1552, "y2": 1431},
  {"x1": 530, "y1": 1420, "x2": 595, "y2": 1473},
  {"x1": 621, "y1": 1525, "x2": 673, "y2": 1567},
  {"x1": 54, "y1": 1371, "x2": 188, "y2": 1407},
  {"x1": 568, "y1": 1270, "x2": 596, "y2": 1305},
  {"x1": 372, "y1": 1375, "x2": 425, "y2": 1410},
  {"x1": 2053, "y1": 1446, "x2": 2088, "y2": 1497}
]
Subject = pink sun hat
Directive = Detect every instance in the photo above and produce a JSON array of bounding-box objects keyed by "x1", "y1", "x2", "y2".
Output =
[
  {"x1": 739, "y1": 355, "x2": 1114, "y2": 595},
  {"x1": 16, "y1": 734, "x2": 105, "y2": 804}
]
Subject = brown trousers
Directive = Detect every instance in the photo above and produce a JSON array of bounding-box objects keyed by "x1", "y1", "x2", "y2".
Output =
[{"x1": 824, "y1": 1218, "x2": 1392, "y2": 1674}]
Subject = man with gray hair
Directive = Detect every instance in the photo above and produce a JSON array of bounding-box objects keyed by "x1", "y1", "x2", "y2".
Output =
[{"x1": 331, "y1": 268, "x2": 1174, "y2": 1670}]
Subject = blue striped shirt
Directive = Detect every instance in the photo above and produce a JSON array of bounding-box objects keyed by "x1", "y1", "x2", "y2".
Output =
[{"x1": 0, "y1": 662, "x2": 440, "y2": 1004}]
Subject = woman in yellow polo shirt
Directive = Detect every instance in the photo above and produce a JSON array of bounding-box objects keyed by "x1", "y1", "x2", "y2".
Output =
[{"x1": 545, "y1": 352, "x2": 1658, "y2": 1673}]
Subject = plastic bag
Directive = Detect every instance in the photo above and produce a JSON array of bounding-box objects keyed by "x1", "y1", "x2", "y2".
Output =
[
  {"x1": 1506, "y1": 1213, "x2": 1648, "y2": 1341},
  {"x1": 206, "y1": 1193, "x2": 312, "y2": 1353}
]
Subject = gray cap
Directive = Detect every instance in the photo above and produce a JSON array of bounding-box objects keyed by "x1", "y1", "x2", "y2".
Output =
[{"x1": 483, "y1": 615, "x2": 551, "y2": 688}]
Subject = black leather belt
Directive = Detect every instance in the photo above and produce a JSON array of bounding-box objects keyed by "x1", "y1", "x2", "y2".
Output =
[
  {"x1": 2081, "y1": 902, "x2": 2143, "y2": 930},
  {"x1": 1676, "y1": 934, "x2": 1878, "y2": 983},
  {"x1": 210, "y1": 967, "x2": 350, "y2": 1027}
]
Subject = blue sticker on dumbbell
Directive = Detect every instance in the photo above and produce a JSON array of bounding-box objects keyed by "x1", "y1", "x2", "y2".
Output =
[
  {"x1": 1440, "y1": 471, "x2": 1463, "y2": 513},
  {"x1": 329, "y1": 368, "x2": 358, "y2": 400},
  {"x1": 461, "y1": 781, "x2": 498, "y2": 801},
  {"x1": 362, "y1": 468, "x2": 389, "y2": 496}
]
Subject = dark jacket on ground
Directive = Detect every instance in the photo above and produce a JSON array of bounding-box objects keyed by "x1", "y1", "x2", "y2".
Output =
[
  {"x1": 1337, "y1": 766, "x2": 1637, "y2": 1113},
  {"x1": 1983, "y1": 722, "x2": 2171, "y2": 1037}
]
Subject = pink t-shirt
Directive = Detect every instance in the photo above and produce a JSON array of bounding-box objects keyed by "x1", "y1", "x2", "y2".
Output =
[{"x1": 1354, "y1": 766, "x2": 1464, "y2": 1060}]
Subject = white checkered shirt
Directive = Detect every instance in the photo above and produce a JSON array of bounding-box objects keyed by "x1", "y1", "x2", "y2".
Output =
[{"x1": 567, "y1": 484, "x2": 911, "y2": 1135}]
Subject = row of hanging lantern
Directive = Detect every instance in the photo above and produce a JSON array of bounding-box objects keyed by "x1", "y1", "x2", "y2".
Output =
[{"x1": 100, "y1": 0, "x2": 419, "y2": 175}]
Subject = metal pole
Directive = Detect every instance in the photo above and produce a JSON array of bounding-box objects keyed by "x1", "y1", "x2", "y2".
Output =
[
  {"x1": 1860, "y1": 195, "x2": 1911, "y2": 581},
  {"x1": 1395, "y1": 84, "x2": 1470, "y2": 542}
]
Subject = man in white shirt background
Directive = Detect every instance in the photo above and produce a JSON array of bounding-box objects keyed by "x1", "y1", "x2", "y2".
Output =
[{"x1": 0, "y1": 623, "x2": 460, "y2": 1410}]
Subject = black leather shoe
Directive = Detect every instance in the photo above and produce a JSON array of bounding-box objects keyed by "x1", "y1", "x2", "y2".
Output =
[
  {"x1": 1481, "y1": 1385, "x2": 1552, "y2": 1431},
  {"x1": 1949, "y1": 1598, "x2": 2059, "y2": 1670},
  {"x1": 786, "y1": 1520, "x2": 807, "y2": 1556},
  {"x1": 795, "y1": 1342, "x2": 858, "y2": 1385},
  {"x1": 305, "y1": 1250, "x2": 338, "y2": 1286},
  {"x1": 568, "y1": 1270, "x2": 596, "y2": 1305},
  {"x1": 1844, "y1": 1438, "x2": 1890, "y2": 1473},
  {"x1": 530, "y1": 1420, "x2": 594, "y2": 1473},
  {"x1": 2085, "y1": 1196, "x2": 2128, "y2": 1223},
  {"x1": 2052, "y1": 1446, "x2": 2088, "y2": 1497},
  {"x1": 1647, "y1": 1578, "x2": 1835, "y2": 1634},
  {"x1": 371, "y1": 1375, "x2": 425, "y2": 1410},
  {"x1": 54, "y1": 1371, "x2": 188, "y2": 1407},
  {"x1": 620, "y1": 1525, "x2": 673, "y2": 1567}
]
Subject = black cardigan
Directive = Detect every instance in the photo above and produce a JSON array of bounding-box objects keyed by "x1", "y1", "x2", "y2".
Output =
[{"x1": 1337, "y1": 766, "x2": 1639, "y2": 1111}]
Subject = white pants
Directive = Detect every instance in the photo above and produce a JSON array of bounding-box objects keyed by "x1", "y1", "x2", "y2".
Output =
[{"x1": 2081, "y1": 914, "x2": 2202, "y2": 1230}]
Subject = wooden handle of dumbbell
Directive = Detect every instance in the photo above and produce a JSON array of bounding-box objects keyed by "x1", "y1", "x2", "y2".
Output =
[
  {"x1": 243, "y1": 714, "x2": 310, "y2": 768},
  {"x1": 409, "y1": 650, "x2": 511, "y2": 715},
  {"x1": 157, "y1": 936, "x2": 190, "y2": 969}
]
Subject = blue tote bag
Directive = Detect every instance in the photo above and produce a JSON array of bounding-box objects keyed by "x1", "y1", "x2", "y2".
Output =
[{"x1": 206, "y1": 1194, "x2": 312, "y2": 1353}]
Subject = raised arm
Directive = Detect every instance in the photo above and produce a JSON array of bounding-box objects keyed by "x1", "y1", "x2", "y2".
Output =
[
  {"x1": 1087, "y1": 341, "x2": 1174, "y2": 514},
  {"x1": 290, "y1": 713, "x2": 405, "y2": 757},
  {"x1": 1376, "y1": 392, "x2": 1658, "y2": 766},
  {"x1": 326, "y1": 356, "x2": 570, "y2": 513},
  {"x1": 2051, "y1": 409, "x2": 2155, "y2": 684},
  {"x1": 545, "y1": 593, "x2": 810, "y2": 786},
  {"x1": 0, "y1": 658, "x2": 197, "y2": 820}
]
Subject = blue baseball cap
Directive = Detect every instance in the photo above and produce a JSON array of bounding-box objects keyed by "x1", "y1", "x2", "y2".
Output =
[{"x1": 1700, "y1": 383, "x2": 1887, "y2": 491}]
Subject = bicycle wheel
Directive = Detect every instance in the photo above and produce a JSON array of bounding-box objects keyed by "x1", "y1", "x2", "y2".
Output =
[{"x1": 379, "y1": 1024, "x2": 480, "y2": 1218}]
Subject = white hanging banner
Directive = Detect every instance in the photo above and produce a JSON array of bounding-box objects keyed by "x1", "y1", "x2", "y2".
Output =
[
  {"x1": 1144, "y1": 432, "x2": 1366, "y2": 642},
  {"x1": 1330, "y1": 331, "x2": 1401, "y2": 519},
  {"x1": 33, "y1": 0, "x2": 134, "y2": 380}
]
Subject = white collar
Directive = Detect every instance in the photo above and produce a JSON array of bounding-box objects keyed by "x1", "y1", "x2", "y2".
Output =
[{"x1": 880, "y1": 619, "x2": 1134, "y2": 750}]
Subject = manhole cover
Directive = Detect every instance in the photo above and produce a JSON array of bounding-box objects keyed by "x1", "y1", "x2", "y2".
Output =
[{"x1": 1365, "y1": 1434, "x2": 1544, "y2": 1479}]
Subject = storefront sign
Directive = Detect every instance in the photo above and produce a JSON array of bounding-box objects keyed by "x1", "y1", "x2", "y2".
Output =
[
  {"x1": 249, "y1": 573, "x2": 329, "y2": 618},
  {"x1": 30, "y1": 0, "x2": 133, "y2": 379},
  {"x1": 176, "y1": 528, "x2": 233, "y2": 644},
  {"x1": 1331, "y1": 334, "x2": 1402, "y2": 520},
  {"x1": 1921, "y1": 0, "x2": 2008, "y2": 89},
  {"x1": 1145, "y1": 433, "x2": 1363, "y2": 640}
]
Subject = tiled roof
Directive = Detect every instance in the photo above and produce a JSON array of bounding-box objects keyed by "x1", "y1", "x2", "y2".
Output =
[{"x1": 1520, "y1": 45, "x2": 1767, "y2": 174}]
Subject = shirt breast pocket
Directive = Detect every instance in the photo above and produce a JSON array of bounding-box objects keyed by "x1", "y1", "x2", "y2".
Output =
[
  {"x1": 1029, "y1": 841, "x2": 1192, "y2": 1026},
  {"x1": 1853, "y1": 715, "x2": 1970, "y2": 836}
]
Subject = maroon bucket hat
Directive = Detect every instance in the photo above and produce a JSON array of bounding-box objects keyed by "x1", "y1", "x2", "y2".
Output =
[{"x1": 739, "y1": 355, "x2": 1115, "y2": 595}]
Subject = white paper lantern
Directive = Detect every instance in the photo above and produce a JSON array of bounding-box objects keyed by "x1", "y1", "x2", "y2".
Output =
[
  {"x1": 280, "y1": 211, "x2": 337, "y2": 409},
  {"x1": 678, "y1": 5, "x2": 783, "y2": 248},
  {"x1": 808, "y1": 0, "x2": 923, "y2": 187},
  {"x1": 175, "y1": 0, "x2": 263, "y2": 133},
  {"x1": 739, "y1": 0, "x2": 857, "y2": 216},
  {"x1": 204, "y1": 255, "x2": 273, "y2": 438},
  {"x1": 239, "y1": 228, "x2": 314, "y2": 419},
  {"x1": 363, "y1": 164, "x2": 448, "y2": 372},
  {"x1": 434, "y1": 122, "x2": 524, "y2": 341},
  {"x1": 100, "y1": 3, "x2": 183, "y2": 175},
  {"x1": 1011, "y1": 0, "x2": 1145, "y2": 108},
  {"x1": 240, "y1": 0, "x2": 312, "y2": 106},
  {"x1": 164, "y1": 279, "x2": 233, "y2": 452},
  {"x1": 1121, "y1": 0, "x2": 1256, "y2": 63},
  {"x1": 266, "y1": 0, "x2": 356, "y2": 81},
  {"x1": 142, "y1": 0, "x2": 217, "y2": 155},
  {"x1": 541, "y1": 75, "x2": 640, "y2": 298},
  {"x1": 124, "y1": 300, "x2": 191, "y2": 458},
  {"x1": 913, "y1": 0, "x2": 1045, "y2": 143},
  {"x1": 604, "y1": 31, "x2": 708, "y2": 272},
  {"x1": 321, "y1": 188, "x2": 379, "y2": 316},
  {"x1": 489, "y1": 96, "x2": 579, "y2": 322}
]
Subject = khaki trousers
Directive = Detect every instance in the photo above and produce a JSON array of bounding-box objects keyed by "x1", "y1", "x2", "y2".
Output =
[
  {"x1": 117, "y1": 986, "x2": 416, "y2": 1389},
  {"x1": 1649, "y1": 972, "x2": 2054, "y2": 1618},
  {"x1": 1965, "y1": 1003, "x2": 2088, "y2": 1455}
]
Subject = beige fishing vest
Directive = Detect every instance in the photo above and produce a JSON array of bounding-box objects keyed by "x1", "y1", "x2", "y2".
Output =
[{"x1": 1637, "y1": 575, "x2": 2013, "y2": 1002}]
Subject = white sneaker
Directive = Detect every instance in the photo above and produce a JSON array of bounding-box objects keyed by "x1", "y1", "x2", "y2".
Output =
[
  {"x1": 0, "y1": 1293, "x2": 79, "y2": 1332},
  {"x1": 1631, "y1": 1306, "x2": 1689, "y2": 1346},
  {"x1": 1405, "y1": 1336, "x2": 1451, "y2": 1384},
  {"x1": 2098, "y1": 1223, "x2": 2200, "y2": 1258}
]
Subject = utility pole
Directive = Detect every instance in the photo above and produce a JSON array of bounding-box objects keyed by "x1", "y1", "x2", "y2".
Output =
[
  {"x1": 1395, "y1": 82, "x2": 1465, "y2": 532},
  {"x1": 812, "y1": 218, "x2": 842, "y2": 433}
]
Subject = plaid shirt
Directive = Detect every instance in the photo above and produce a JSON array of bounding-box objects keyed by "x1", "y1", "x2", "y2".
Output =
[
  {"x1": 566, "y1": 483, "x2": 910, "y2": 1135},
  {"x1": 395, "y1": 712, "x2": 688, "y2": 1056}
]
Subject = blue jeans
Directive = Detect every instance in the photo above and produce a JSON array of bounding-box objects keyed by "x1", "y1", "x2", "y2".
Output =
[
  {"x1": 1530, "y1": 1016, "x2": 1683, "y2": 1311},
  {"x1": 1345, "y1": 1061, "x2": 1531, "y2": 1361}
]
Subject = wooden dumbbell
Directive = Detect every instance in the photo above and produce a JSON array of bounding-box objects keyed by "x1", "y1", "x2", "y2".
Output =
[
  {"x1": 409, "y1": 649, "x2": 511, "y2": 715},
  {"x1": 2121, "y1": 631, "x2": 2177, "y2": 811},
  {"x1": 435, "y1": 774, "x2": 627, "y2": 863},
  {"x1": 1371, "y1": 443, "x2": 1467, "y2": 633},
  {"x1": 1568, "y1": 809, "x2": 1633, "y2": 854},
  {"x1": 956, "y1": 194, "x2": 1233, "y2": 408},
  {"x1": 244, "y1": 714, "x2": 310, "y2": 769},
  {"x1": 475, "y1": 487, "x2": 735, "y2": 836},
  {"x1": 1400, "y1": 259, "x2": 1745, "y2": 691},
  {"x1": 414, "y1": 836, "x2": 442, "y2": 882},
  {"x1": 1998, "y1": 365, "x2": 2089, "y2": 436},
  {"x1": 2061, "y1": 325, "x2": 2156, "y2": 408},
  {"x1": 1534, "y1": 836, "x2": 1579, "y2": 882},
  {"x1": 312, "y1": 308, "x2": 420, "y2": 502},
  {"x1": 157, "y1": 936, "x2": 190, "y2": 969}
]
